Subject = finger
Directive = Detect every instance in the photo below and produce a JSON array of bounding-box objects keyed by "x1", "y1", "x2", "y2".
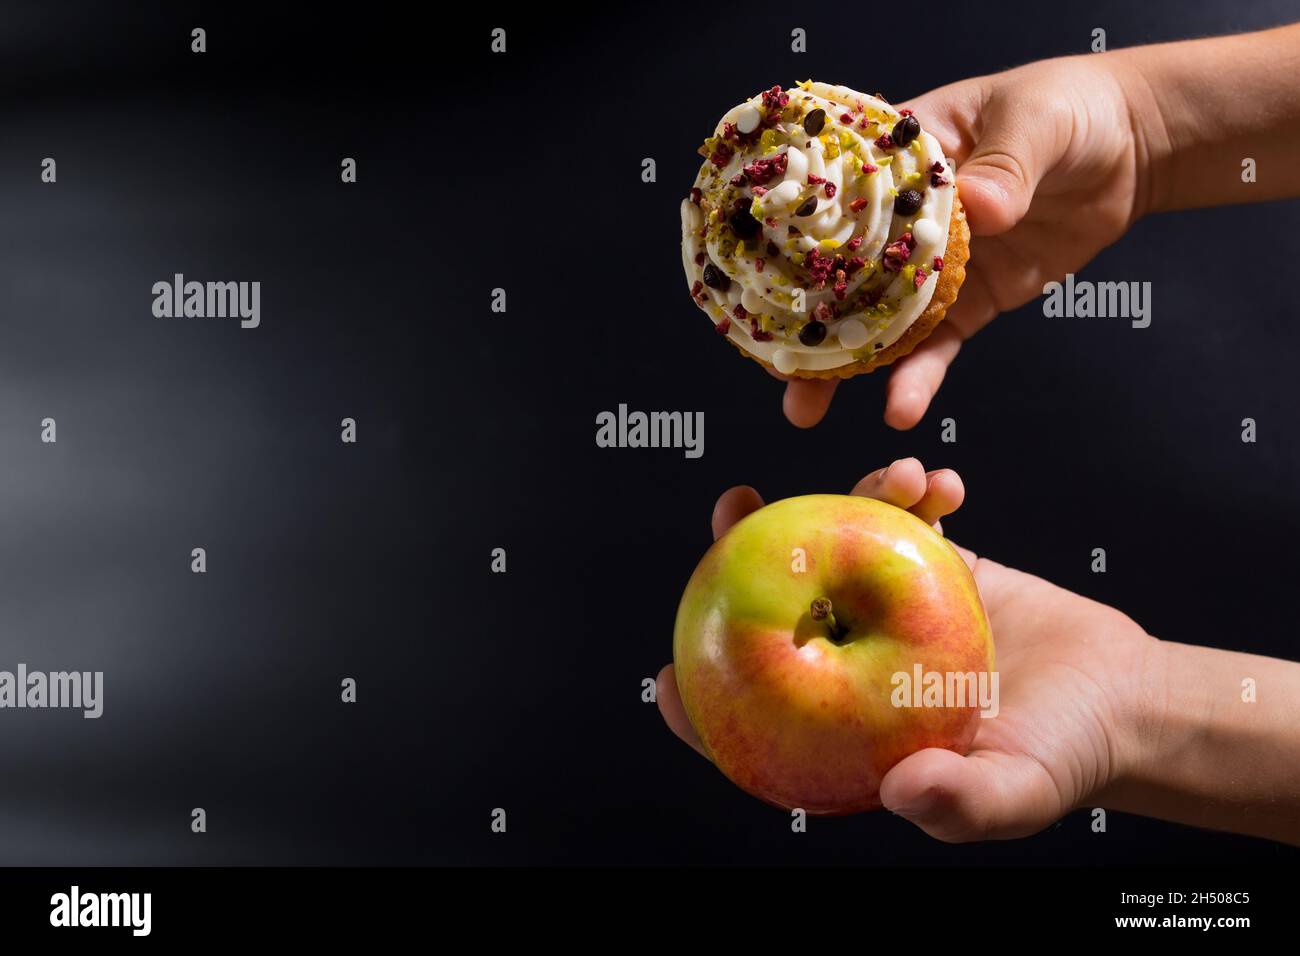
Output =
[
  {"x1": 911, "y1": 469, "x2": 965, "y2": 527},
  {"x1": 783, "y1": 377, "x2": 839, "y2": 428},
  {"x1": 955, "y1": 92, "x2": 1064, "y2": 237},
  {"x1": 655, "y1": 664, "x2": 709, "y2": 759},
  {"x1": 879, "y1": 747, "x2": 1063, "y2": 842},
  {"x1": 896, "y1": 79, "x2": 986, "y2": 164},
  {"x1": 849, "y1": 457, "x2": 928, "y2": 508},
  {"x1": 711, "y1": 485, "x2": 764, "y2": 540},
  {"x1": 883, "y1": 323, "x2": 963, "y2": 430},
  {"x1": 907, "y1": 73, "x2": 1066, "y2": 238}
]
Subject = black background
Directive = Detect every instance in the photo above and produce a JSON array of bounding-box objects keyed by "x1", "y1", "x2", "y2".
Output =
[{"x1": 1, "y1": 0, "x2": 1298, "y2": 866}]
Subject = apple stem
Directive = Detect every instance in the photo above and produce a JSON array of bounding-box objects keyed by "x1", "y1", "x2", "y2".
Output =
[{"x1": 810, "y1": 597, "x2": 845, "y2": 641}]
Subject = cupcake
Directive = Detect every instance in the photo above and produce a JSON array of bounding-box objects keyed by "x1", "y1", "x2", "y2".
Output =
[{"x1": 681, "y1": 81, "x2": 969, "y2": 379}]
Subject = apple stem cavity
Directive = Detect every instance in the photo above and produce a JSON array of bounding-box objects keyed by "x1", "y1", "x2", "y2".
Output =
[{"x1": 810, "y1": 597, "x2": 847, "y2": 642}]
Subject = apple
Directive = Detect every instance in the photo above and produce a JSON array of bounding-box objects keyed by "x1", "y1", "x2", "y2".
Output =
[{"x1": 672, "y1": 494, "x2": 994, "y2": 815}]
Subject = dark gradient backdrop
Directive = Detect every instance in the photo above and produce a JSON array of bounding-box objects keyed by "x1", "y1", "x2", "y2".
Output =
[{"x1": 2, "y1": 0, "x2": 1298, "y2": 864}]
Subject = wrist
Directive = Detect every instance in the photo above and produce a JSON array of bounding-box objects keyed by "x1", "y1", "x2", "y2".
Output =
[
  {"x1": 1101, "y1": 50, "x2": 1173, "y2": 221},
  {"x1": 1101, "y1": 24, "x2": 1300, "y2": 214},
  {"x1": 1093, "y1": 633, "x2": 1196, "y2": 812},
  {"x1": 1095, "y1": 639, "x2": 1300, "y2": 844}
]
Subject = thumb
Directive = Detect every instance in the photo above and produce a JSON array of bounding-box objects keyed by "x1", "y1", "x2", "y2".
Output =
[
  {"x1": 954, "y1": 89, "x2": 1067, "y2": 237},
  {"x1": 879, "y1": 747, "x2": 1063, "y2": 842},
  {"x1": 957, "y1": 152, "x2": 1035, "y2": 238}
]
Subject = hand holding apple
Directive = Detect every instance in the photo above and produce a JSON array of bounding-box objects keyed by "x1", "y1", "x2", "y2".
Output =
[
  {"x1": 658, "y1": 458, "x2": 1163, "y2": 839},
  {"x1": 671, "y1": 479, "x2": 994, "y2": 815}
]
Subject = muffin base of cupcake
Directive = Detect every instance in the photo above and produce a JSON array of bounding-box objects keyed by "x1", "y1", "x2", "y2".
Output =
[{"x1": 724, "y1": 195, "x2": 970, "y2": 381}]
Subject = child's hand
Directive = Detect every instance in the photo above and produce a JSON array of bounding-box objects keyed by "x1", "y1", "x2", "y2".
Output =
[
  {"x1": 781, "y1": 54, "x2": 1148, "y2": 429},
  {"x1": 786, "y1": 23, "x2": 1300, "y2": 430},
  {"x1": 657, "y1": 457, "x2": 1165, "y2": 841}
]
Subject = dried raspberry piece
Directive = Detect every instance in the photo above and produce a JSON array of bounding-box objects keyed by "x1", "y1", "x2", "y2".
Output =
[
  {"x1": 914, "y1": 267, "x2": 928, "y2": 289},
  {"x1": 839, "y1": 112, "x2": 853, "y2": 125},
  {"x1": 929, "y1": 160, "x2": 948, "y2": 187},
  {"x1": 694, "y1": 251, "x2": 705, "y2": 265},
  {"x1": 733, "y1": 303, "x2": 748, "y2": 320},
  {"x1": 857, "y1": 116, "x2": 871, "y2": 130},
  {"x1": 755, "y1": 258, "x2": 765, "y2": 273},
  {"x1": 751, "y1": 186, "x2": 768, "y2": 197},
  {"x1": 832, "y1": 269, "x2": 848, "y2": 300},
  {"x1": 845, "y1": 256, "x2": 866, "y2": 276},
  {"x1": 933, "y1": 256, "x2": 944, "y2": 271},
  {"x1": 690, "y1": 187, "x2": 703, "y2": 205},
  {"x1": 861, "y1": 163, "x2": 878, "y2": 174},
  {"x1": 764, "y1": 217, "x2": 778, "y2": 228},
  {"x1": 849, "y1": 197, "x2": 869, "y2": 213},
  {"x1": 813, "y1": 301, "x2": 837, "y2": 323},
  {"x1": 723, "y1": 122, "x2": 737, "y2": 140},
  {"x1": 882, "y1": 231, "x2": 916, "y2": 272},
  {"x1": 761, "y1": 86, "x2": 790, "y2": 112},
  {"x1": 873, "y1": 133, "x2": 894, "y2": 150},
  {"x1": 690, "y1": 280, "x2": 705, "y2": 302},
  {"x1": 823, "y1": 182, "x2": 837, "y2": 199},
  {"x1": 846, "y1": 235, "x2": 864, "y2": 251},
  {"x1": 716, "y1": 317, "x2": 731, "y2": 335},
  {"x1": 741, "y1": 153, "x2": 787, "y2": 185},
  {"x1": 806, "y1": 173, "x2": 826, "y2": 185},
  {"x1": 710, "y1": 142, "x2": 734, "y2": 167},
  {"x1": 749, "y1": 315, "x2": 773, "y2": 341},
  {"x1": 899, "y1": 108, "x2": 914, "y2": 117},
  {"x1": 729, "y1": 172, "x2": 747, "y2": 186},
  {"x1": 804, "y1": 246, "x2": 836, "y2": 289}
]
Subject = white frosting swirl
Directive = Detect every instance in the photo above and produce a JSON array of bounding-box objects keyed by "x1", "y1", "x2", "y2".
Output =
[{"x1": 681, "y1": 81, "x2": 957, "y2": 373}]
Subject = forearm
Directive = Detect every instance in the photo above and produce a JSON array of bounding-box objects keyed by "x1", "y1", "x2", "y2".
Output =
[
  {"x1": 1101, "y1": 640, "x2": 1300, "y2": 845},
  {"x1": 1106, "y1": 23, "x2": 1300, "y2": 214}
]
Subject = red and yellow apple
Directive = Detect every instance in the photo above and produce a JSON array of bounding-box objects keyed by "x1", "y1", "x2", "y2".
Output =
[{"x1": 673, "y1": 494, "x2": 994, "y2": 815}]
